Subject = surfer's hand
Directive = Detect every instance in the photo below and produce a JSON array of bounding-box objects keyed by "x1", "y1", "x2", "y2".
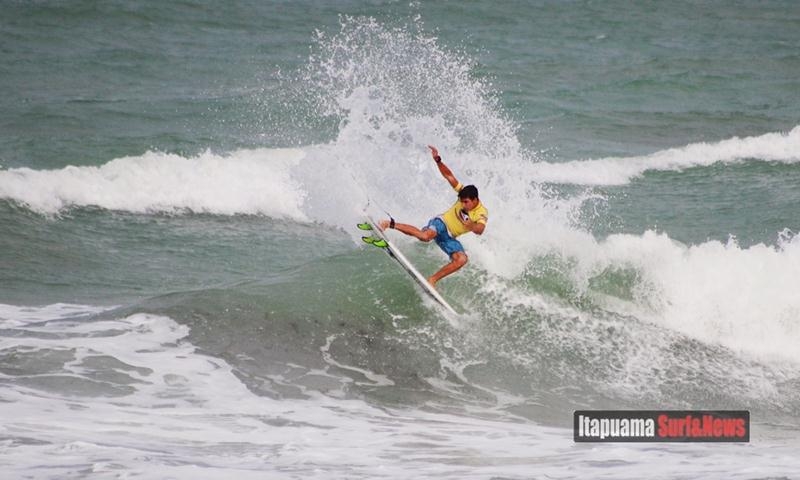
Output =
[
  {"x1": 460, "y1": 215, "x2": 483, "y2": 234},
  {"x1": 428, "y1": 145, "x2": 439, "y2": 159}
]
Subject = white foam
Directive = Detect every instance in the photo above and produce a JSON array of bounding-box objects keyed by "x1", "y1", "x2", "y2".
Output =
[
  {"x1": 602, "y1": 231, "x2": 800, "y2": 363},
  {"x1": 2, "y1": 304, "x2": 798, "y2": 478},
  {"x1": 529, "y1": 125, "x2": 800, "y2": 185},
  {"x1": 0, "y1": 148, "x2": 309, "y2": 218},
  {"x1": 504, "y1": 228, "x2": 800, "y2": 364},
  {"x1": 0, "y1": 303, "x2": 109, "y2": 326}
]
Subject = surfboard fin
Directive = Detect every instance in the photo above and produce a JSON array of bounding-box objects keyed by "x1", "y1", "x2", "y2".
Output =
[
  {"x1": 361, "y1": 236, "x2": 388, "y2": 248},
  {"x1": 357, "y1": 222, "x2": 373, "y2": 231}
]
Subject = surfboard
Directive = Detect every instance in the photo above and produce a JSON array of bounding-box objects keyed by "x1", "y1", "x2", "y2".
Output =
[{"x1": 359, "y1": 216, "x2": 458, "y2": 315}]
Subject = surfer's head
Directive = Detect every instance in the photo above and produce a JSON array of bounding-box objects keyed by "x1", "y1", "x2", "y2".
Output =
[
  {"x1": 459, "y1": 185, "x2": 478, "y2": 200},
  {"x1": 459, "y1": 185, "x2": 479, "y2": 210}
]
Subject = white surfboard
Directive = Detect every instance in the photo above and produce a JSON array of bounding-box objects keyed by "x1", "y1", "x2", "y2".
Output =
[{"x1": 363, "y1": 215, "x2": 458, "y2": 315}]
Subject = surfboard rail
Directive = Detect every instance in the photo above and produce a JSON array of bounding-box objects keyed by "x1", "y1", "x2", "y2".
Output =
[{"x1": 363, "y1": 215, "x2": 458, "y2": 315}]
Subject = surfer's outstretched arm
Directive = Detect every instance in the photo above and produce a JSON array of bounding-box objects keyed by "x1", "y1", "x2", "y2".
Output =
[{"x1": 428, "y1": 145, "x2": 459, "y2": 189}]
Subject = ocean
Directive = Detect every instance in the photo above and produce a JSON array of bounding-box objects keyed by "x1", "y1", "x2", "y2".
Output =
[{"x1": 2, "y1": 1, "x2": 800, "y2": 478}]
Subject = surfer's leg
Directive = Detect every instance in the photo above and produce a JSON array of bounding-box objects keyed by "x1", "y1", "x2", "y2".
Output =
[
  {"x1": 428, "y1": 252, "x2": 468, "y2": 287},
  {"x1": 397, "y1": 223, "x2": 437, "y2": 241},
  {"x1": 380, "y1": 220, "x2": 436, "y2": 242}
]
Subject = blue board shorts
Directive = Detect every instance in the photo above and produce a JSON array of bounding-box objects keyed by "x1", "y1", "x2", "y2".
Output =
[{"x1": 423, "y1": 217, "x2": 464, "y2": 257}]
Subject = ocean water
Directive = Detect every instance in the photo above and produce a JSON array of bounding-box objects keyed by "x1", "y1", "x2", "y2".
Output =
[{"x1": 2, "y1": 1, "x2": 800, "y2": 478}]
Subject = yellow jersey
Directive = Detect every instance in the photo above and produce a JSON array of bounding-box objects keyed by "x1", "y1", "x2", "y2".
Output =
[{"x1": 440, "y1": 183, "x2": 488, "y2": 238}]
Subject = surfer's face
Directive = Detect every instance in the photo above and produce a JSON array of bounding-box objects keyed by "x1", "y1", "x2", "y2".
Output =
[{"x1": 460, "y1": 197, "x2": 479, "y2": 211}]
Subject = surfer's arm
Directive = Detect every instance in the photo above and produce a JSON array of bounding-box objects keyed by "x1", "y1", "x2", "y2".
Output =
[
  {"x1": 459, "y1": 216, "x2": 486, "y2": 235},
  {"x1": 428, "y1": 145, "x2": 460, "y2": 189}
]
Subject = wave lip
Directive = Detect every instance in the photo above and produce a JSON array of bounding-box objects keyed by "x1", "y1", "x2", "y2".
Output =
[
  {"x1": 530, "y1": 126, "x2": 800, "y2": 186},
  {"x1": 593, "y1": 231, "x2": 800, "y2": 364},
  {"x1": 0, "y1": 148, "x2": 308, "y2": 217}
]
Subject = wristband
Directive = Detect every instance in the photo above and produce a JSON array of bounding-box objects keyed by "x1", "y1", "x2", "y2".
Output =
[{"x1": 434, "y1": 155, "x2": 442, "y2": 163}]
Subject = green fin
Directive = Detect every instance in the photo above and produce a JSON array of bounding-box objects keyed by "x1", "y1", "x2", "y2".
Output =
[
  {"x1": 357, "y1": 222, "x2": 373, "y2": 231},
  {"x1": 361, "y1": 236, "x2": 388, "y2": 248}
]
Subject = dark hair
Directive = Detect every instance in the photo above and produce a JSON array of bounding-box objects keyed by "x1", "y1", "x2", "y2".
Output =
[{"x1": 458, "y1": 184, "x2": 479, "y2": 200}]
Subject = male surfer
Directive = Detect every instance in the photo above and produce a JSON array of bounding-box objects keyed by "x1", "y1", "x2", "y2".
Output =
[{"x1": 379, "y1": 145, "x2": 488, "y2": 287}]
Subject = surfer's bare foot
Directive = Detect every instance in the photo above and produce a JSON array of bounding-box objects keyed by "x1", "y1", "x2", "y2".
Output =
[
  {"x1": 427, "y1": 277, "x2": 437, "y2": 288},
  {"x1": 378, "y1": 219, "x2": 390, "y2": 231}
]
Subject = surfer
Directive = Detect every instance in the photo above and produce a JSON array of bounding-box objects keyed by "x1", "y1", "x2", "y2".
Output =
[{"x1": 380, "y1": 145, "x2": 488, "y2": 287}]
